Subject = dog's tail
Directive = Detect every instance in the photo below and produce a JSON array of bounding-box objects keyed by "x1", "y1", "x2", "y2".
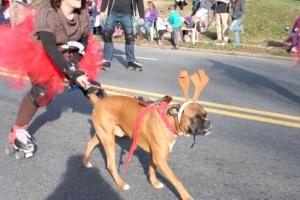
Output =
[{"x1": 88, "y1": 93, "x2": 99, "y2": 105}]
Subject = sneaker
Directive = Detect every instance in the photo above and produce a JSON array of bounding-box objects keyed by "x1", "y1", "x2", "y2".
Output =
[
  {"x1": 222, "y1": 41, "x2": 228, "y2": 46},
  {"x1": 102, "y1": 59, "x2": 111, "y2": 70},
  {"x1": 9, "y1": 125, "x2": 35, "y2": 158},
  {"x1": 171, "y1": 45, "x2": 179, "y2": 50},
  {"x1": 127, "y1": 60, "x2": 143, "y2": 72},
  {"x1": 84, "y1": 80, "x2": 106, "y2": 98},
  {"x1": 214, "y1": 40, "x2": 223, "y2": 45},
  {"x1": 291, "y1": 47, "x2": 298, "y2": 53},
  {"x1": 145, "y1": 32, "x2": 151, "y2": 41}
]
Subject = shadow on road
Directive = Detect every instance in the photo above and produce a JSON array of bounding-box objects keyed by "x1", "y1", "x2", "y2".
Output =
[
  {"x1": 113, "y1": 48, "x2": 128, "y2": 69},
  {"x1": 209, "y1": 59, "x2": 300, "y2": 104},
  {"x1": 46, "y1": 155, "x2": 123, "y2": 200},
  {"x1": 28, "y1": 90, "x2": 92, "y2": 136}
]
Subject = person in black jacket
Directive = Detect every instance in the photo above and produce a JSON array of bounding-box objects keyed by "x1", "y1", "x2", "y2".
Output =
[{"x1": 99, "y1": 0, "x2": 145, "y2": 71}]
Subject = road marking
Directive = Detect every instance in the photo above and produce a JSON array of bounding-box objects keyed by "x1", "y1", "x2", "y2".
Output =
[
  {"x1": 102, "y1": 84, "x2": 300, "y2": 129},
  {"x1": 204, "y1": 108, "x2": 300, "y2": 129},
  {"x1": 113, "y1": 54, "x2": 159, "y2": 61},
  {"x1": 0, "y1": 68, "x2": 299, "y2": 129},
  {"x1": 103, "y1": 84, "x2": 300, "y2": 122},
  {"x1": 0, "y1": 70, "x2": 29, "y2": 80}
]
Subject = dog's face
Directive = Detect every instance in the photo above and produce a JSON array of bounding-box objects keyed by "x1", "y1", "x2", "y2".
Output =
[
  {"x1": 182, "y1": 103, "x2": 212, "y2": 136},
  {"x1": 169, "y1": 102, "x2": 212, "y2": 136}
]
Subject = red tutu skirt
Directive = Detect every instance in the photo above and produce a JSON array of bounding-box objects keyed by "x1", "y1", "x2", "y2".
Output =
[{"x1": 0, "y1": 15, "x2": 103, "y2": 104}]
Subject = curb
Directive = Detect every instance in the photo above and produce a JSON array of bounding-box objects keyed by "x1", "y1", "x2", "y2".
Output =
[
  {"x1": 97, "y1": 36, "x2": 294, "y2": 62},
  {"x1": 133, "y1": 42, "x2": 295, "y2": 62}
]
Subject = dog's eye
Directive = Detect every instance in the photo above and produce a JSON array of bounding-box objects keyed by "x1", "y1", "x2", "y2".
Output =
[{"x1": 192, "y1": 115, "x2": 202, "y2": 123}]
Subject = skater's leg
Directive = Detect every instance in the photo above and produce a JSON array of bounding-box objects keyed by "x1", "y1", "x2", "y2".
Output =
[{"x1": 7, "y1": 85, "x2": 53, "y2": 159}]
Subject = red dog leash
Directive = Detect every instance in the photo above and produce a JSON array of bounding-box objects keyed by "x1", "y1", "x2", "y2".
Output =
[{"x1": 122, "y1": 101, "x2": 176, "y2": 175}]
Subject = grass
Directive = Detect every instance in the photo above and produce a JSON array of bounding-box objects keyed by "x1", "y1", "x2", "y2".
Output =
[{"x1": 143, "y1": 0, "x2": 300, "y2": 57}]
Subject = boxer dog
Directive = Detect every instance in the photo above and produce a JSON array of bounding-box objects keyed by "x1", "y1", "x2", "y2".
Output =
[{"x1": 82, "y1": 69, "x2": 212, "y2": 200}]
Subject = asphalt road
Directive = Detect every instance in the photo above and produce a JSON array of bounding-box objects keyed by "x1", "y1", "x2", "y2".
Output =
[{"x1": 0, "y1": 45, "x2": 300, "y2": 200}]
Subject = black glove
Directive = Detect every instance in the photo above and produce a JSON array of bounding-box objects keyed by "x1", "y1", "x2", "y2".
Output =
[
  {"x1": 81, "y1": 79, "x2": 106, "y2": 98},
  {"x1": 64, "y1": 62, "x2": 85, "y2": 82}
]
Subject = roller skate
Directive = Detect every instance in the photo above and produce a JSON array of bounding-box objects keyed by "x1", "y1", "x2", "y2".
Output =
[
  {"x1": 127, "y1": 60, "x2": 143, "y2": 72},
  {"x1": 102, "y1": 59, "x2": 111, "y2": 71},
  {"x1": 5, "y1": 125, "x2": 35, "y2": 160}
]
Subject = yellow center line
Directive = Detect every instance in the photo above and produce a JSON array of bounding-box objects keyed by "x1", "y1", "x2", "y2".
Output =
[
  {"x1": 1, "y1": 69, "x2": 300, "y2": 129},
  {"x1": 103, "y1": 84, "x2": 300, "y2": 122},
  {"x1": 204, "y1": 108, "x2": 300, "y2": 129},
  {"x1": 104, "y1": 90, "x2": 300, "y2": 129}
]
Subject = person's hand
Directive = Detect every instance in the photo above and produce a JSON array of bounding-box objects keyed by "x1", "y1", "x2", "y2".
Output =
[
  {"x1": 76, "y1": 74, "x2": 91, "y2": 89},
  {"x1": 99, "y1": 12, "x2": 105, "y2": 21},
  {"x1": 139, "y1": 18, "x2": 145, "y2": 25}
]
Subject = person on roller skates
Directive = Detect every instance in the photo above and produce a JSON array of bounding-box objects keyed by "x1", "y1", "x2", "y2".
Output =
[
  {"x1": 0, "y1": 0, "x2": 105, "y2": 159},
  {"x1": 99, "y1": 0, "x2": 145, "y2": 71}
]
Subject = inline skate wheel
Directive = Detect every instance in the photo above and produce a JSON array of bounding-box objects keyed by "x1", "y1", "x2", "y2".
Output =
[
  {"x1": 25, "y1": 152, "x2": 33, "y2": 158},
  {"x1": 15, "y1": 151, "x2": 25, "y2": 160}
]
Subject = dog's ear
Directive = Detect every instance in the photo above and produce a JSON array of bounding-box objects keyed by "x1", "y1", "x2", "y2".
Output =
[
  {"x1": 167, "y1": 104, "x2": 180, "y2": 116},
  {"x1": 163, "y1": 95, "x2": 173, "y2": 103}
]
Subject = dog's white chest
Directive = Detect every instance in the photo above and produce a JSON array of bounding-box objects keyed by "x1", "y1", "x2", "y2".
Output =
[{"x1": 169, "y1": 138, "x2": 177, "y2": 152}]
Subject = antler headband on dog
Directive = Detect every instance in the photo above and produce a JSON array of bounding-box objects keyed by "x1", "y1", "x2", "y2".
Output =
[{"x1": 177, "y1": 68, "x2": 209, "y2": 123}]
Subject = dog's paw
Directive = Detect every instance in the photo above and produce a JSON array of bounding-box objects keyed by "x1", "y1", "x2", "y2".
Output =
[
  {"x1": 121, "y1": 183, "x2": 130, "y2": 190},
  {"x1": 183, "y1": 196, "x2": 193, "y2": 200},
  {"x1": 86, "y1": 162, "x2": 93, "y2": 168},
  {"x1": 151, "y1": 180, "x2": 164, "y2": 189},
  {"x1": 154, "y1": 182, "x2": 164, "y2": 189},
  {"x1": 83, "y1": 161, "x2": 93, "y2": 168}
]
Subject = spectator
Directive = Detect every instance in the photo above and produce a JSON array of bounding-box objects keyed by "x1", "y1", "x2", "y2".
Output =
[
  {"x1": 9, "y1": 0, "x2": 31, "y2": 27},
  {"x1": 191, "y1": 0, "x2": 212, "y2": 32},
  {"x1": 168, "y1": 4, "x2": 182, "y2": 49},
  {"x1": 215, "y1": 0, "x2": 230, "y2": 45},
  {"x1": 230, "y1": 0, "x2": 244, "y2": 46},
  {"x1": 192, "y1": 0, "x2": 200, "y2": 12},
  {"x1": 135, "y1": 1, "x2": 157, "y2": 41},
  {"x1": 90, "y1": 0, "x2": 102, "y2": 35},
  {"x1": 156, "y1": 10, "x2": 168, "y2": 45},
  {"x1": 99, "y1": 0, "x2": 145, "y2": 71},
  {"x1": 0, "y1": 1, "x2": 8, "y2": 24},
  {"x1": 174, "y1": 0, "x2": 188, "y2": 13},
  {"x1": 286, "y1": 16, "x2": 300, "y2": 53},
  {"x1": 86, "y1": 0, "x2": 94, "y2": 15},
  {"x1": 291, "y1": 16, "x2": 300, "y2": 53},
  {"x1": 2, "y1": 0, "x2": 9, "y2": 9}
]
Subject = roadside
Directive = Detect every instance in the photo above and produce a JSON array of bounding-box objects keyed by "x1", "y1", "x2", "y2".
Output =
[
  {"x1": 102, "y1": 0, "x2": 299, "y2": 59},
  {"x1": 99, "y1": 37, "x2": 295, "y2": 62}
]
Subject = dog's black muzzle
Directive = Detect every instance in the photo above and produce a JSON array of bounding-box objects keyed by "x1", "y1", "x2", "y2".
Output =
[{"x1": 188, "y1": 116, "x2": 212, "y2": 136}]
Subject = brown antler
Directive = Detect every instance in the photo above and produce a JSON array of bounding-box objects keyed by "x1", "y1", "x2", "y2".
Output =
[
  {"x1": 191, "y1": 69, "x2": 209, "y2": 100},
  {"x1": 178, "y1": 70, "x2": 190, "y2": 100}
]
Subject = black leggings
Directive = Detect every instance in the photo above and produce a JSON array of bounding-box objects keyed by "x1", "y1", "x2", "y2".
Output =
[
  {"x1": 174, "y1": 1, "x2": 186, "y2": 11},
  {"x1": 158, "y1": 30, "x2": 167, "y2": 40}
]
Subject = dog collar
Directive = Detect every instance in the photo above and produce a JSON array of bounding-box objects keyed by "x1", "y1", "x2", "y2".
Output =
[{"x1": 178, "y1": 100, "x2": 195, "y2": 123}]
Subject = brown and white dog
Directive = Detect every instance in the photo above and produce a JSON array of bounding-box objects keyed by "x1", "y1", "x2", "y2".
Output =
[{"x1": 82, "y1": 69, "x2": 212, "y2": 200}]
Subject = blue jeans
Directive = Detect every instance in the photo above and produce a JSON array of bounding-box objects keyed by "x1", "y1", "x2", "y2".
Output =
[
  {"x1": 103, "y1": 12, "x2": 135, "y2": 62},
  {"x1": 135, "y1": 21, "x2": 153, "y2": 33},
  {"x1": 230, "y1": 18, "x2": 243, "y2": 45}
]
